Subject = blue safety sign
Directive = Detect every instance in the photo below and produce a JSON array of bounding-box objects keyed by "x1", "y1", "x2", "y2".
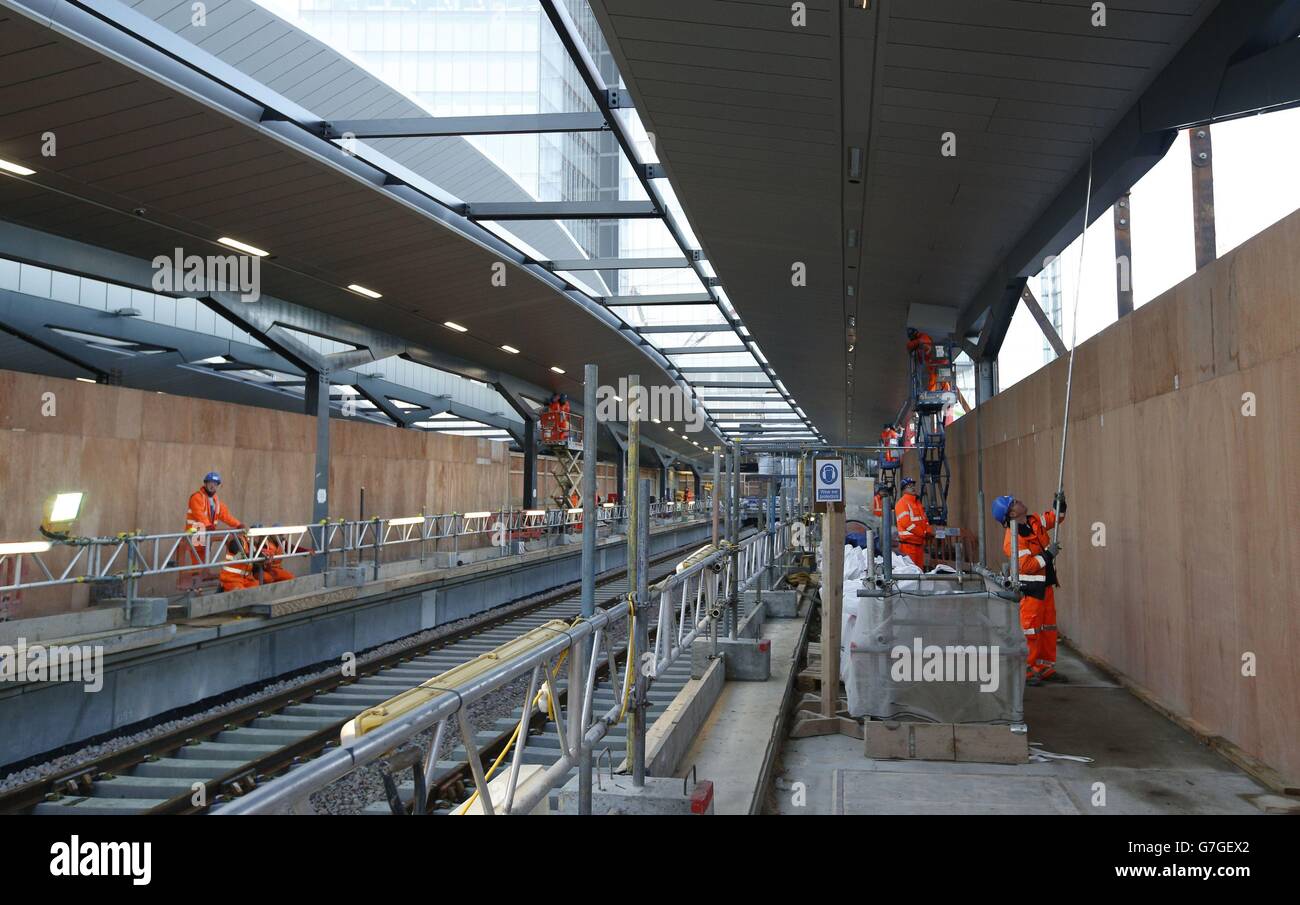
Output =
[{"x1": 814, "y1": 457, "x2": 844, "y2": 503}]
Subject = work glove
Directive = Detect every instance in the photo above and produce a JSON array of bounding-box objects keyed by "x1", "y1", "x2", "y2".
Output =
[
  {"x1": 1046, "y1": 542, "x2": 1060, "y2": 558},
  {"x1": 1053, "y1": 492, "x2": 1067, "y2": 515}
]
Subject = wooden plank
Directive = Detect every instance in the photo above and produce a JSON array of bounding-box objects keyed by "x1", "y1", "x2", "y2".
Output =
[{"x1": 820, "y1": 508, "x2": 844, "y2": 719}]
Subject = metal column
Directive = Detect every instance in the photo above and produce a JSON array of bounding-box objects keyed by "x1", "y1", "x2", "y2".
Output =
[
  {"x1": 728, "y1": 446, "x2": 740, "y2": 639},
  {"x1": 974, "y1": 360, "x2": 989, "y2": 568},
  {"x1": 711, "y1": 446, "x2": 721, "y2": 546},
  {"x1": 304, "y1": 370, "x2": 330, "y2": 573},
  {"x1": 578, "y1": 363, "x2": 598, "y2": 814},
  {"x1": 1190, "y1": 125, "x2": 1217, "y2": 271},
  {"x1": 522, "y1": 417, "x2": 538, "y2": 508},
  {"x1": 631, "y1": 478, "x2": 650, "y2": 787}
]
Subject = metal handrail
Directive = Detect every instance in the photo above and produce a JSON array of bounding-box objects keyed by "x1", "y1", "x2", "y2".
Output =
[
  {"x1": 0, "y1": 500, "x2": 715, "y2": 596},
  {"x1": 216, "y1": 518, "x2": 792, "y2": 815}
]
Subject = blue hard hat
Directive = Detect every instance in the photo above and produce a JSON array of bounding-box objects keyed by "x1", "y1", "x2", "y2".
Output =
[
  {"x1": 992, "y1": 494, "x2": 1015, "y2": 525},
  {"x1": 204, "y1": 471, "x2": 222, "y2": 484},
  {"x1": 901, "y1": 477, "x2": 917, "y2": 488}
]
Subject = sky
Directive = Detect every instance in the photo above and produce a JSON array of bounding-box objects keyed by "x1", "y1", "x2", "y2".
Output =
[{"x1": 997, "y1": 105, "x2": 1300, "y2": 390}]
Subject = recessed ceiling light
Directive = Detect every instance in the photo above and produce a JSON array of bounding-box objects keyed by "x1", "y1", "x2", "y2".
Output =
[
  {"x1": 550, "y1": 366, "x2": 565, "y2": 374},
  {"x1": 75, "y1": 377, "x2": 96, "y2": 384},
  {"x1": 217, "y1": 237, "x2": 270, "y2": 257},
  {"x1": 0, "y1": 158, "x2": 36, "y2": 177},
  {"x1": 444, "y1": 321, "x2": 469, "y2": 333},
  {"x1": 651, "y1": 418, "x2": 661, "y2": 424},
  {"x1": 347, "y1": 284, "x2": 382, "y2": 299},
  {"x1": 500, "y1": 344, "x2": 520, "y2": 354},
  {"x1": 667, "y1": 426, "x2": 675, "y2": 432}
]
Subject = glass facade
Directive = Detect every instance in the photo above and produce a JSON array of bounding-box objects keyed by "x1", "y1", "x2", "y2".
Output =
[{"x1": 260, "y1": 0, "x2": 609, "y2": 255}]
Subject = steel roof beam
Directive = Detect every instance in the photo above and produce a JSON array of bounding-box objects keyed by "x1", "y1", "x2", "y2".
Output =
[
  {"x1": 657, "y1": 346, "x2": 750, "y2": 356},
  {"x1": 634, "y1": 324, "x2": 732, "y2": 334},
  {"x1": 318, "y1": 113, "x2": 608, "y2": 138},
  {"x1": 603, "y1": 294, "x2": 715, "y2": 305},
  {"x1": 466, "y1": 201, "x2": 659, "y2": 220},
  {"x1": 547, "y1": 257, "x2": 691, "y2": 271}
]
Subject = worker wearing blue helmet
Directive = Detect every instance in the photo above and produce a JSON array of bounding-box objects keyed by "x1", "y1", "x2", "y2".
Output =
[{"x1": 994, "y1": 491, "x2": 1067, "y2": 685}]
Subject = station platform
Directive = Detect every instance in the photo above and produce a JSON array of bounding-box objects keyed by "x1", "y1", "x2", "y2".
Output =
[
  {"x1": 677, "y1": 612, "x2": 1288, "y2": 816},
  {"x1": 770, "y1": 646, "x2": 1279, "y2": 815},
  {"x1": 0, "y1": 517, "x2": 713, "y2": 770}
]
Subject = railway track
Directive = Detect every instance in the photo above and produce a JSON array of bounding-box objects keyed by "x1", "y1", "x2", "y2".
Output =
[{"x1": 5, "y1": 537, "x2": 715, "y2": 815}]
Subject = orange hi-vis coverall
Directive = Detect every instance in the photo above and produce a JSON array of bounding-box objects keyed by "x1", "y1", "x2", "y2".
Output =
[
  {"x1": 907, "y1": 331, "x2": 939, "y2": 392},
  {"x1": 1004, "y1": 510, "x2": 1061, "y2": 680},
  {"x1": 220, "y1": 540, "x2": 259, "y2": 592},
  {"x1": 881, "y1": 426, "x2": 900, "y2": 463},
  {"x1": 260, "y1": 538, "x2": 295, "y2": 584},
  {"x1": 181, "y1": 489, "x2": 243, "y2": 584},
  {"x1": 895, "y1": 493, "x2": 933, "y2": 568}
]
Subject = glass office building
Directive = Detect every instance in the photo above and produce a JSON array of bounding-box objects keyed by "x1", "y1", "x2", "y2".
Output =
[{"x1": 260, "y1": 0, "x2": 612, "y2": 257}]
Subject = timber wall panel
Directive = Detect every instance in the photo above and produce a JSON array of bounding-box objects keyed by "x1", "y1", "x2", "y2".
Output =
[
  {"x1": 0, "y1": 371, "x2": 513, "y2": 616},
  {"x1": 948, "y1": 207, "x2": 1300, "y2": 785}
]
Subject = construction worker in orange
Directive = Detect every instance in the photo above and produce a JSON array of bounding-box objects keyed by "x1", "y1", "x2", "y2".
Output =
[
  {"x1": 257, "y1": 528, "x2": 295, "y2": 584},
  {"x1": 180, "y1": 471, "x2": 243, "y2": 589},
  {"x1": 894, "y1": 477, "x2": 933, "y2": 568},
  {"x1": 219, "y1": 536, "x2": 259, "y2": 593},
  {"x1": 906, "y1": 327, "x2": 939, "y2": 392},
  {"x1": 994, "y1": 492, "x2": 1067, "y2": 685},
  {"x1": 880, "y1": 422, "x2": 900, "y2": 464}
]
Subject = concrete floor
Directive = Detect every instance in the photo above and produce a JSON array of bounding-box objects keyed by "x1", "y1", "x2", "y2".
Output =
[
  {"x1": 770, "y1": 647, "x2": 1276, "y2": 815},
  {"x1": 676, "y1": 613, "x2": 807, "y2": 815}
]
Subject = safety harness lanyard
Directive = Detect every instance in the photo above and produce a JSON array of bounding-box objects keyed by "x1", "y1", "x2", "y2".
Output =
[{"x1": 1054, "y1": 144, "x2": 1095, "y2": 544}]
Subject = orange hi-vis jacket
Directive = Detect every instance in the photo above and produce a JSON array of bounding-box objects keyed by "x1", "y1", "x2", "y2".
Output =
[
  {"x1": 881, "y1": 426, "x2": 900, "y2": 462},
  {"x1": 895, "y1": 493, "x2": 932, "y2": 548},
  {"x1": 186, "y1": 489, "x2": 242, "y2": 536},
  {"x1": 1003, "y1": 511, "x2": 1059, "y2": 595},
  {"x1": 907, "y1": 331, "x2": 935, "y2": 362},
  {"x1": 220, "y1": 540, "x2": 258, "y2": 591},
  {"x1": 872, "y1": 493, "x2": 883, "y2": 518}
]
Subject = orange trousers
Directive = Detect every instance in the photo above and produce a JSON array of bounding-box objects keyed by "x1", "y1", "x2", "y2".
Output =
[
  {"x1": 1020, "y1": 589, "x2": 1058, "y2": 678},
  {"x1": 220, "y1": 571, "x2": 259, "y2": 592},
  {"x1": 262, "y1": 564, "x2": 294, "y2": 583},
  {"x1": 900, "y1": 542, "x2": 924, "y2": 569}
]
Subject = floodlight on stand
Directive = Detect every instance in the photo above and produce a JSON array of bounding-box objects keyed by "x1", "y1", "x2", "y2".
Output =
[{"x1": 41, "y1": 491, "x2": 85, "y2": 539}]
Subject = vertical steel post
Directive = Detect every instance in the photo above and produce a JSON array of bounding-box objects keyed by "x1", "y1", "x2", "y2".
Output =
[
  {"x1": 1190, "y1": 125, "x2": 1217, "y2": 271},
  {"x1": 1114, "y1": 192, "x2": 1134, "y2": 318},
  {"x1": 522, "y1": 417, "x2": 538, "y2": 508},
  {"x1": 728, "y1": 446, "x2": 741, "y2": 638},
  {"x1": 627, "y1": 374, "x2": 640, "y2": 553},
  {"x1": 711, "y1": 446, "x2": 721, "y2": 546},
  {"x1": 632, "y1": 478, "x2": 650, "y2": 787},
  {"x1": 790, "y1": 449, "x2": 800, "y2": 514},
  {"x1": 304, "y1": 370, "x2": 330, "y2": 574},
  {"x1": 578, "y1": 364, "x2": 598, "y2": 813}
]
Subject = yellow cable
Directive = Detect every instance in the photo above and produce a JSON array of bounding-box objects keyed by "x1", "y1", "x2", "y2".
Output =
[{"x1": 452, "y1": 614, "x2": 585, "y2": 815}]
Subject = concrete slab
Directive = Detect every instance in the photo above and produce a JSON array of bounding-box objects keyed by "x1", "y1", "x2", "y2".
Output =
[
  {"x1": 675, "y1": 615, "x2": 808, "y2": 814},
  {"x1": 832, "y1": 769, "x2": 1081, "y2": 815}
]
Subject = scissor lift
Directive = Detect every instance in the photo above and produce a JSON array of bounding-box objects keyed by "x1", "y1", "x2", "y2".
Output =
[
  {"x1": 540, "y1": 410, "x2": 585, "y2": 509},
  {"x1": 909, "y1": 342, "x2": 958, "y2": 525}
]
